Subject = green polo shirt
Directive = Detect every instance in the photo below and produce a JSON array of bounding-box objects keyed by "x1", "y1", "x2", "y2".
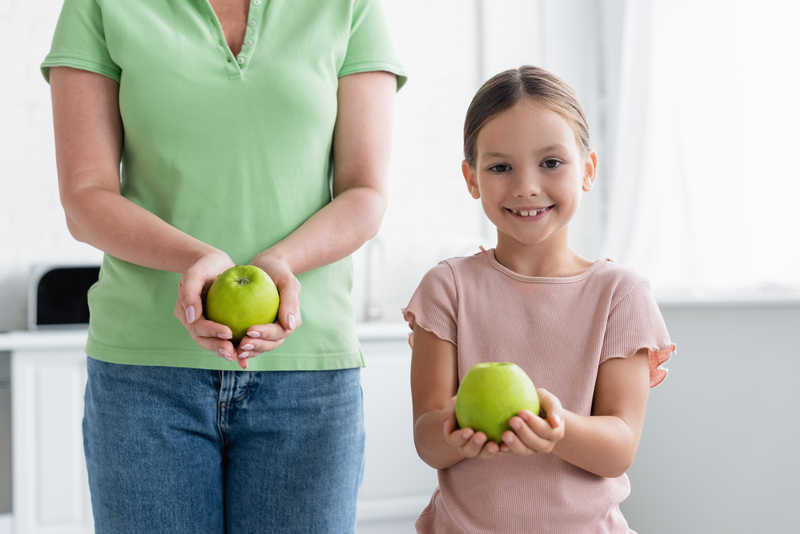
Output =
[{"x1": 41, "y1": 0, "x2": 406, "y2": 370}]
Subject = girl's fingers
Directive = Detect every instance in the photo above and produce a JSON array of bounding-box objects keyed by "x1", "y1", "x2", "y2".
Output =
[
  {"x1": 460, "y1": 431, "x2": 500, "y2": 458},
  {"x1": 477, "y1": 440, "x2": 501, "y2": 459},
  {"x1": 445, "y1": 426, "x2": 474, "y2": 448},
  {"x1": 507, "y1": 413, "x2": 559, "y2": 454},
  {"x1": 536, "y1": 388, "x2": 565, "y2": 429},
  {"x1": 442, "y1": 401, "x2": 459, "y2": 436}
]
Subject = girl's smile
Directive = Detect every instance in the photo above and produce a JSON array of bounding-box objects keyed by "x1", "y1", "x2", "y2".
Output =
[{"x1": 504, "y1": 205, "x2": 554, "y2": 219}]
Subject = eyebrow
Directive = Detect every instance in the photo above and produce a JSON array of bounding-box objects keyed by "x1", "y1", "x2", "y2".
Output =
[{"x1": 482, "y1": 144, "x2": 570, "y2": 159}]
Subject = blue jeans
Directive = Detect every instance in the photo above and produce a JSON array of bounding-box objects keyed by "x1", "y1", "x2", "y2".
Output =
[{"x1": 83, "y1": 357, "x2": 365, "y2": 534}]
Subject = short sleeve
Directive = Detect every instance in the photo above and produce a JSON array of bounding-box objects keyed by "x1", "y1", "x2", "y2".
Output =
[
  {"x1": 339, "y1": 0, "x2": 407, "y2": 90},
  {"x1": 401, "y1": 262, "x2": 458, "y2": 346},
  {"x1": 40, "y1": 0, "x2": 121, "y2": 84},
  {"x1": 600, "y1": 280, "x2": 676, "y2": 387}
]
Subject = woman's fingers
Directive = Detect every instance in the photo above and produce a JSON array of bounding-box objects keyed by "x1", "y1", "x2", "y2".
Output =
[
  {"x1": 249, "y1": 254, "x2": 302, "y2": 333},
  {"x1": 174, "y1": 268, "x2": 206, "y2": 326},
  {"x1": 273, "y1": 270, "x2": 302, "y2": 332},
  {"x1": 236, "y1": 336, "x2": 285, "y2": 359}
]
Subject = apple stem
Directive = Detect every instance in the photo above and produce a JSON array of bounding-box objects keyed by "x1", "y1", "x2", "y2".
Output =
[{"x1": 236, "y1": 277, "x2": 250, "y2": 285}]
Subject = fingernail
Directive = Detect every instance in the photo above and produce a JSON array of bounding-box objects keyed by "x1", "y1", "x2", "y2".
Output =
[
  {"x1": 243, "y1": 359, "x2": 249, "y2": 369},
  {"x1": 186, "y1": 306, "x2": 195, "y2": 324},
  {"x1": 473, "y1": 435, "x2": 484, "y2": 444},
  {"x1": 219, "y1": 348, "x2": 231, "y2": 358},
  {"x1": 241, "y1": 344, "x2": 254, "y2": 351},
  {"x1": 510, "y1": 420, "x2": 521, "y2": 430},
  {"x1": 554, "y1": 414, "x2": 562, "y2": 426},
  {"x1": 505, "y1": 434, "x2": 514, "y2": 443},
  {"x1": 288, "y1": 314, "x2": 295, "y2": 330},
  {"x1": 217, "y1": 333, "x2": 232, "y2": 340},
  {"x1": 461, "y1": 430, "x2": 471, "y2": 439},
  {"x1": 247, "y1": 331, "x2": 261, "y2": 338},
  {"x1": 239, "y1": 351, "x2": 250, "y2": 359}
]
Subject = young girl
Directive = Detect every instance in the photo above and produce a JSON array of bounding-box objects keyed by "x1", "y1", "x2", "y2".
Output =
[{"x1": 402, "y1": 66, "x2": 675, "y2": 533}]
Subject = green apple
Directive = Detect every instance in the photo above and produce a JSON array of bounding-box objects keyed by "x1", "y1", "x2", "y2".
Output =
[
  {"x1": 455, "y1": 362, "x2": 540, "y2": 444},
  {"x1": 205, "y1": 265, "x2": 280, "y2": 344}
]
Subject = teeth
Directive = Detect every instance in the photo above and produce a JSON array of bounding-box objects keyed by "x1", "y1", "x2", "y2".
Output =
[{"x1": 512, "y1": 208, "x2": 546, "y2": 216}]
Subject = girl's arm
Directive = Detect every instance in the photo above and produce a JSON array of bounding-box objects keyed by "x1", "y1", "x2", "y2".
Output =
[
  {"x1": 503, "y1": 350, "x2": 650, "y2": 478},
  {"x1": 50, "y1": 67, "x2": 239, "y2": 365},
  {"x1": 411, "y1": 325, "x2": 503, "y2": 470},
  {"x1": 225, "y1": 70, "x2": 397, "y2": 361}
]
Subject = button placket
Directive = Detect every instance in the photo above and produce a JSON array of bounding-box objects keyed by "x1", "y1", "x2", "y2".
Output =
[{"x1": 236, "y1": 0, "x2": 265, "y2": 73}]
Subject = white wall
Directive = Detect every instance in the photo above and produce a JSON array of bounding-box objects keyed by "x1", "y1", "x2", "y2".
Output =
[
  {"x1": 353, "y1": 0, "x2": 623, "y2": 323},
  {"x1": 622, "y1": 303, "x2": 800, "y2": 533},
  {"x1": 0, "y1": 0, "x2": 622, "y2": 331},
  {"x1": 0, "y1": 0, "x2": 105, "y2": 333}
]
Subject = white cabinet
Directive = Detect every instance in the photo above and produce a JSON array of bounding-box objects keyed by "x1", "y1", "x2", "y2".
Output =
[
  {"x1": 358, "y1": 338, "x2": 438, "y2": 522},
  {"x1": 0, "y1": 325, "x2": 437, "y2": 532},
  {"x1": 11, "y1": 349, "x2": 93, "y2": 534}
]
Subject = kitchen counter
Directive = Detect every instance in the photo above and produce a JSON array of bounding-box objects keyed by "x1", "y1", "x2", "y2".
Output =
[{"x1": 0, "y1": 320, "x2": 410, "y2": 352}]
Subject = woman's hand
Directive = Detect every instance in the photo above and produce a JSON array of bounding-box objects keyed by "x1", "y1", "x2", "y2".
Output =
[
  {"x1": 499, "y1": 388, "x2": 565, "y2": 456},
  {"x1": 441, "y1": 395, "x2": 502, "y2": 460},
  {"x1": 233, "y1": 251, "x2": 302, "y2": 365},
  {"x1": 173, "y1": 250, "x2": 242, "y2": 366}
]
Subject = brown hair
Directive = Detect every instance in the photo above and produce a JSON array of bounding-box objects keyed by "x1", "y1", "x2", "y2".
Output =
[{"x1": 463, "y1": 66, "x2": 591, "y2": 166}]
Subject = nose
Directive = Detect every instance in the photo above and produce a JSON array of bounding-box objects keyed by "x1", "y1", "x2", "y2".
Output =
[{"x1": 511, "y1": 167, "x2": 541, "y2": 198}]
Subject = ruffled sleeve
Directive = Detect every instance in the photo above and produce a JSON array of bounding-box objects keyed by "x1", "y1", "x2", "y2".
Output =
[
  {"x1": 401, "y1": 262, "x2": 458, "y2": 346},
  {"x1": 600, "y1": 280, "x2": 675, "y2": 387}
]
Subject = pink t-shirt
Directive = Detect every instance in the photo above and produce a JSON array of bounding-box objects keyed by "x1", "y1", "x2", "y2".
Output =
[{"x1": 402, "y1": 249, "x2": 675, "y2": 534}]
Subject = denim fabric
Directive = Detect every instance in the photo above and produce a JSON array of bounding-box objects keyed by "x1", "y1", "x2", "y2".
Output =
[{"x1": 83, "y1": 357, "x2": 365, "y2": 534}]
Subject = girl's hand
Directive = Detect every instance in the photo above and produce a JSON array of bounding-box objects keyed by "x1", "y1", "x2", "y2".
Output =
[
  {"x1": 234, "y1": 252, "x2": 302, "y2": 365},
  {"x1": 441, "y1": 396, "x2": 502, "y2": 460},
  {"x1": 499, "y1": 388, "x2": 565, "y2": 456},
  {"x1": 173, "y1": 250, "x2": 244, "y2": 366}
]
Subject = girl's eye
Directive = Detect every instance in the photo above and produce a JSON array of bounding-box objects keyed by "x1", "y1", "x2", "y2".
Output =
[
  {"x1": 489, "y1": 164, "x2": 511, "y2": 173},
  {"x1": 542, "y1": 159, "x2": 561, "y2": 169}
]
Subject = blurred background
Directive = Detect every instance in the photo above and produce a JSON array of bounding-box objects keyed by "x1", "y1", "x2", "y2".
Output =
[{"x1": 1, "y1": 0, "x2": 799, "y2": 533}]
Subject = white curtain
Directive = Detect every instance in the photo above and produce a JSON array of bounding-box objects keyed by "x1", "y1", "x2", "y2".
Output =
[{"x1": 603, "y1": 0, "x2": 800, "y2": 299}]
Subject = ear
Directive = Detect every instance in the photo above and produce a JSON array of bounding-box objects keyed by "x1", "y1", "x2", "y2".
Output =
[
  {"x1": 582, "y1": 150, "x2": 598, "y2": 192},
  {"x1": 462, "y1": 159, "x2": 480, "y2": 199}
]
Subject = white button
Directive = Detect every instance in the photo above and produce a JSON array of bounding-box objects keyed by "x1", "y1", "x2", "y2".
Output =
[
  {"x1": 253, "y1": 0, "x2": 261, "y2": 5},
  {"x1": 245, "y1": 39, "x2": 253, "y2": 46},
  {"x1": 237, "y1": 56, "x2": 245, "y2": 64},
  {"x1": 248, "y1": 20, "x2": 257, "y2": 27}
]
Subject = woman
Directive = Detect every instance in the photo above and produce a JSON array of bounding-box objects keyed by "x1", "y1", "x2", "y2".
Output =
[{"x1": 42, "y1": 0, "x2": 405, "y2": 532}]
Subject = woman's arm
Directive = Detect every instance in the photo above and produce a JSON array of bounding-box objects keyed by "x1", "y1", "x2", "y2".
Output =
[
  {"x1": 411, "y1": 325, "x2": 503, "y2": 470},
  {"x1": 50, "y1": 67, "x2": 239, "y2": 364},
  {"x1": 238, "y1": 71, "x2": 397, "y2": 358},
  {"x1": 256, "y1": 70, "x2": 396, "y2": 275},
  {"x1": 502, "y1": 350, "x2": 650, "y2": 478},
  {"x1": 50, "y1": 67, "x2": 224, "y2": 273}
]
